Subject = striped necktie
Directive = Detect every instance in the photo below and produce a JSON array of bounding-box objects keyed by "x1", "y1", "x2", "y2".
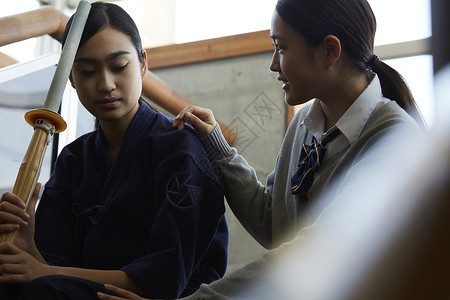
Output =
[{"x1": 290, "y1": 128, "x2": 341, "y2": 195}]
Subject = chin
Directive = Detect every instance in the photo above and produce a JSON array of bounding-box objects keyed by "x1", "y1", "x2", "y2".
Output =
[
  {"x1": 284, "y1": 94, "x2": 295, "y2": 106},
  {"x1": 285, "y1": 96, "x2": 306, "y2": 106}
]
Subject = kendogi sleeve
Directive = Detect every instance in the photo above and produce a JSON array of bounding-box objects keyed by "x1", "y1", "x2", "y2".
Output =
[{"x1": 120, "y1": 128, "x2": 228, "y2": 299}]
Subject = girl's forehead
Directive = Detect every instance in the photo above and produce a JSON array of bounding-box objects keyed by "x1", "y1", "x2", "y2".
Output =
[
  {"x1": 78, "y1": 28, "x2": 134, "y2": 55},
  {"x1": 89, "y1": 27, "x2": 130, "y2": 42}
]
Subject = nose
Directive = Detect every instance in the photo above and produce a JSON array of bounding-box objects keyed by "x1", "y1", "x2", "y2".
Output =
[
  {"x1": 98, "y1": 71, "x2": 116, "y2": 94},
  {"x1": 269, "y1": 50, "x2": 279, "y2": 73}
]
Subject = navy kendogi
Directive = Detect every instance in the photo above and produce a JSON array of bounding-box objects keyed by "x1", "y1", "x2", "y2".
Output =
[{"x1": 1, "y1": 101, "x2": 228, "y2": 299}]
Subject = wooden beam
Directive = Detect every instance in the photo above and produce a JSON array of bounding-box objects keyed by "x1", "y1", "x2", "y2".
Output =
[
  {"x1": 146, "y1": 30, "x2": 273, "y2": 69},
  {"x1": 0, "y1": 7, "x2": 68, "y2": 47}
]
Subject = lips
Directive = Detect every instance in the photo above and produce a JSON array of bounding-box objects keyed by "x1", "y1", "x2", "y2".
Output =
[
  {"x1": 98, "y1": 97, "x2": 120, "y2": 108},
  {"x1": 99, "y1": 97, "x2": 119, "y2": 103},
  {"x1": 277, "y1": 75, "x2": 290, "y2": 91}
]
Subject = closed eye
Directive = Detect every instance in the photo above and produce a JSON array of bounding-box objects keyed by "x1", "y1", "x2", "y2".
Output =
[
  {"x1": 272, "y1": 41, "x2": 285, "y2": 53},
  {"x1": 80, "y1": 69, "x2": 95, "y2": 76},
  {"x1": 275, "y1": 44, "x2": 285, "y2": 53},
  {"x1": 114, "y1": 63, "x2": 129, "y2": 72}
]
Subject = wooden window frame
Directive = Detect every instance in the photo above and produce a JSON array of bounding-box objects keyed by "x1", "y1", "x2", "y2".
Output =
[{"x1": 145, "y1": 29, "x2": 273, "y2": 69}]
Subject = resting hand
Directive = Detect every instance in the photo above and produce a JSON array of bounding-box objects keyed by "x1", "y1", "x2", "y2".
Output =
[
  {"x1": 0, "y1": 242, "x2": 50, "y2": 283},
  {"x1": 0, "y1": 183, "x2": 41, "y2": 254},
  {"x1": 172, "y1": 105, "x2": 217, "y2": 137},
  {"x1": 97, "y1": 284, "x2": 159, "y2": 300}
]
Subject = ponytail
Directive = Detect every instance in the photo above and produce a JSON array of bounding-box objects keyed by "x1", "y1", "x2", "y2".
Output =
[{"x1": 370, "y1": 59, "x2": 426, "y2": 127}]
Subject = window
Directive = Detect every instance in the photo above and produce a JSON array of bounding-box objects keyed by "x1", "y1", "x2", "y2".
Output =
[
  {"x1": 370, "y1": 0, "x2": 432, "y2": 46},
  {"x1": 174, "y1": 0, "x2": 277, "y2": 43},
  {"x1": 386, "y1": 55, "x2": 434, "y2": 124},
  {"x1": 371, "y1": 0, "x2": 434, "y2": 124}
]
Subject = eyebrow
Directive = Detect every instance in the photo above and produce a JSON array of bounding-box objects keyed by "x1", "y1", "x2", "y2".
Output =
[
  {"x1": 269, "y1": 34, "x2": 283, "y2": 41},
  {"x1": 74, "y1": 50, "x2": 131, "y2": 63}
]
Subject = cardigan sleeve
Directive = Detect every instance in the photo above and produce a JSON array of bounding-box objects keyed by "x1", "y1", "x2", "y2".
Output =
[{"x1": 200, "y1": 124, "x2": 275, "y2": 249}]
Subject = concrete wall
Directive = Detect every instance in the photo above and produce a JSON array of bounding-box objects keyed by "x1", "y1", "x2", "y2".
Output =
[{"x1": 151, "y1": 51, "x2": 287, "y2": 273}]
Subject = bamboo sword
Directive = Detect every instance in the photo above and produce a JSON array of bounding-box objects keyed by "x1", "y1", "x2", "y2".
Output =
[{"x1": 0, "y1": 0, "x2": 91, "y2": 244}]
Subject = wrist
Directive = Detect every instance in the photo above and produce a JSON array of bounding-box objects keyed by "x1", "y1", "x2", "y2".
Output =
[
  {"x1": 42, "y1": 263, "x2": 56, "y2": 277},
  {"x1": 200, "y1": 123, "x2": 234, "y2": 161},
  {"x1": 29, "y1": 243, "x2": 47, "y2": 264}
]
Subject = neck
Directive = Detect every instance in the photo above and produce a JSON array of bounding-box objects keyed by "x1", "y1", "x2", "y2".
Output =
[
  {"x1": 99, "y1": 103, "x2": 140, "y2": 162},
  {"x1": 320, "y1": 72, "x2": 371, "y2": 131},
  {"x1": 100, "y1": 121, "x2": 127, "y2": 162}
]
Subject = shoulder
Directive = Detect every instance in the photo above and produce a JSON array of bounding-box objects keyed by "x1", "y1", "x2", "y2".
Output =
[
  {"x1": 144, "y1": 111, "x2": 217, "y2": 172},
  {"x1": 147, "y1": 114, "x2": 224, "y2": 190},
  {"x1": 365, "y1": 101, "x2": 420, "y2": 132},
  {"x1": 135, "y1": 101, "x2": 205, "y2": 147},
  {"x1": 354, "y1": 101, "x2": 420, "y2": 154},
  {"x1": 132, "y1": 102, "x2": 206, "y2": 155},
  {"x1": 134, "y1": 103, "x2": 221, "y2": 181},
  {"x1": 148, "y1": 111, "x2": 204, "y2": 151}
]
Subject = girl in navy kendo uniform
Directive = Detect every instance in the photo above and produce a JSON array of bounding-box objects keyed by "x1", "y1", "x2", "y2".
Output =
[{"x1": 0, "y1": 2, "x2": 228, "y2": 299}]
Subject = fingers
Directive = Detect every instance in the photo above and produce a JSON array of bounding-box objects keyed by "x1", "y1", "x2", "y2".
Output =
[
  {"x1": 0, "y1": 242, "x2": 21, "y2": 254},
  {"x1": 98, "y1": 284, "x2": 146, "y2": 300},
  {"x1": 0, "y1": 243, "x2": 40, "y2": 284},
  {"x1": 172, "y1": 105, "x2": 217, "y2": 137},
  {"x1": 0, "y1": 194, "x2": 30, "y2": 232},
  {"x1": 1, "y1": 192, "x2": 26, "y2": 210},
  {"x1": 0, "y1": 243, "x2": 22, "y2": 275},
  {"x1": 26, "y1": 183, "x2": 41, "y2": 216},
  {"x1": 97, "y1": 292, "x2": 125, "y2": 300},
  {"x1": 173, "y1": 105, "x2": 200, "y2": 130}
]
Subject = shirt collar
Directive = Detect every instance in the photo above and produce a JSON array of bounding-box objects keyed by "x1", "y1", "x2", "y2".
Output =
[{"x1": 302, "y1": 74, "x2": 389, "y2": 144}]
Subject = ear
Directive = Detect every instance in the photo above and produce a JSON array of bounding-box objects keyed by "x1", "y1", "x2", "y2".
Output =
[
  {"x1": 140, "y1": 50, "x2": 148, "y2": 79},
  {"x1": 322, "y1": 35, "x2": 341, "y2": 68}
]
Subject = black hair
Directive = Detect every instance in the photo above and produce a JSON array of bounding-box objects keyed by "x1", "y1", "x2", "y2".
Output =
[
  {"x1": 276, "y1": 0, "x2": 425, "y2": 127},
  {"x1": 62, "y1": 2, "x2": 146, "y2": 130},
  {"x1": 62, "y1": 1, "x2": 144, "y2": 62}
]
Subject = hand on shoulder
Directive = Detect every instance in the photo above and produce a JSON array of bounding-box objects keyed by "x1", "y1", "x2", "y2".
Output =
[{"x1": 172, "y1": 105, "x2": 217, "y2": 137}]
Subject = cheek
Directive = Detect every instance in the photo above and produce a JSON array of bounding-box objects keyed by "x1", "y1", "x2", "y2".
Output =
[
  {"x1": 127, "y1": 71, "x2": 144, "y2": 96},
  {"x1": 72, "y1": 76, "x2": 89, "y2": 91},
  {"x1": 283, "y1": 59, "x2": 312, "y2": 87},
  {"x1": 280, "y1": 57, "x2": 297, "y2": 80},
  {"x1": 72, "y1": 79, "x2": 94, "y2": 104},
  {"x1": 283, "y1": 66, "x2": 301, "y2": 86},
  {"x1": 75, "y1": 91, "x2": 91, "y2": 111}
]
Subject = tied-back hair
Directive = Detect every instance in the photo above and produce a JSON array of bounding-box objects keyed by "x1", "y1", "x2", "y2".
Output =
[
  {"x1": 276, "y1": 0, "x2": 425, "y2": 127},
  {"x1": 62, "y1": 1, "x2": 145, "y2": 63},
  {"x1": 62, "y1": 2, "x2": 146, "y2": 131}
]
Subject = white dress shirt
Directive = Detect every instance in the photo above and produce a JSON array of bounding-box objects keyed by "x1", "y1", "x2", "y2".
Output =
[{"x1": 301, "y1": 74, "x2": 390, "y2": 157}]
